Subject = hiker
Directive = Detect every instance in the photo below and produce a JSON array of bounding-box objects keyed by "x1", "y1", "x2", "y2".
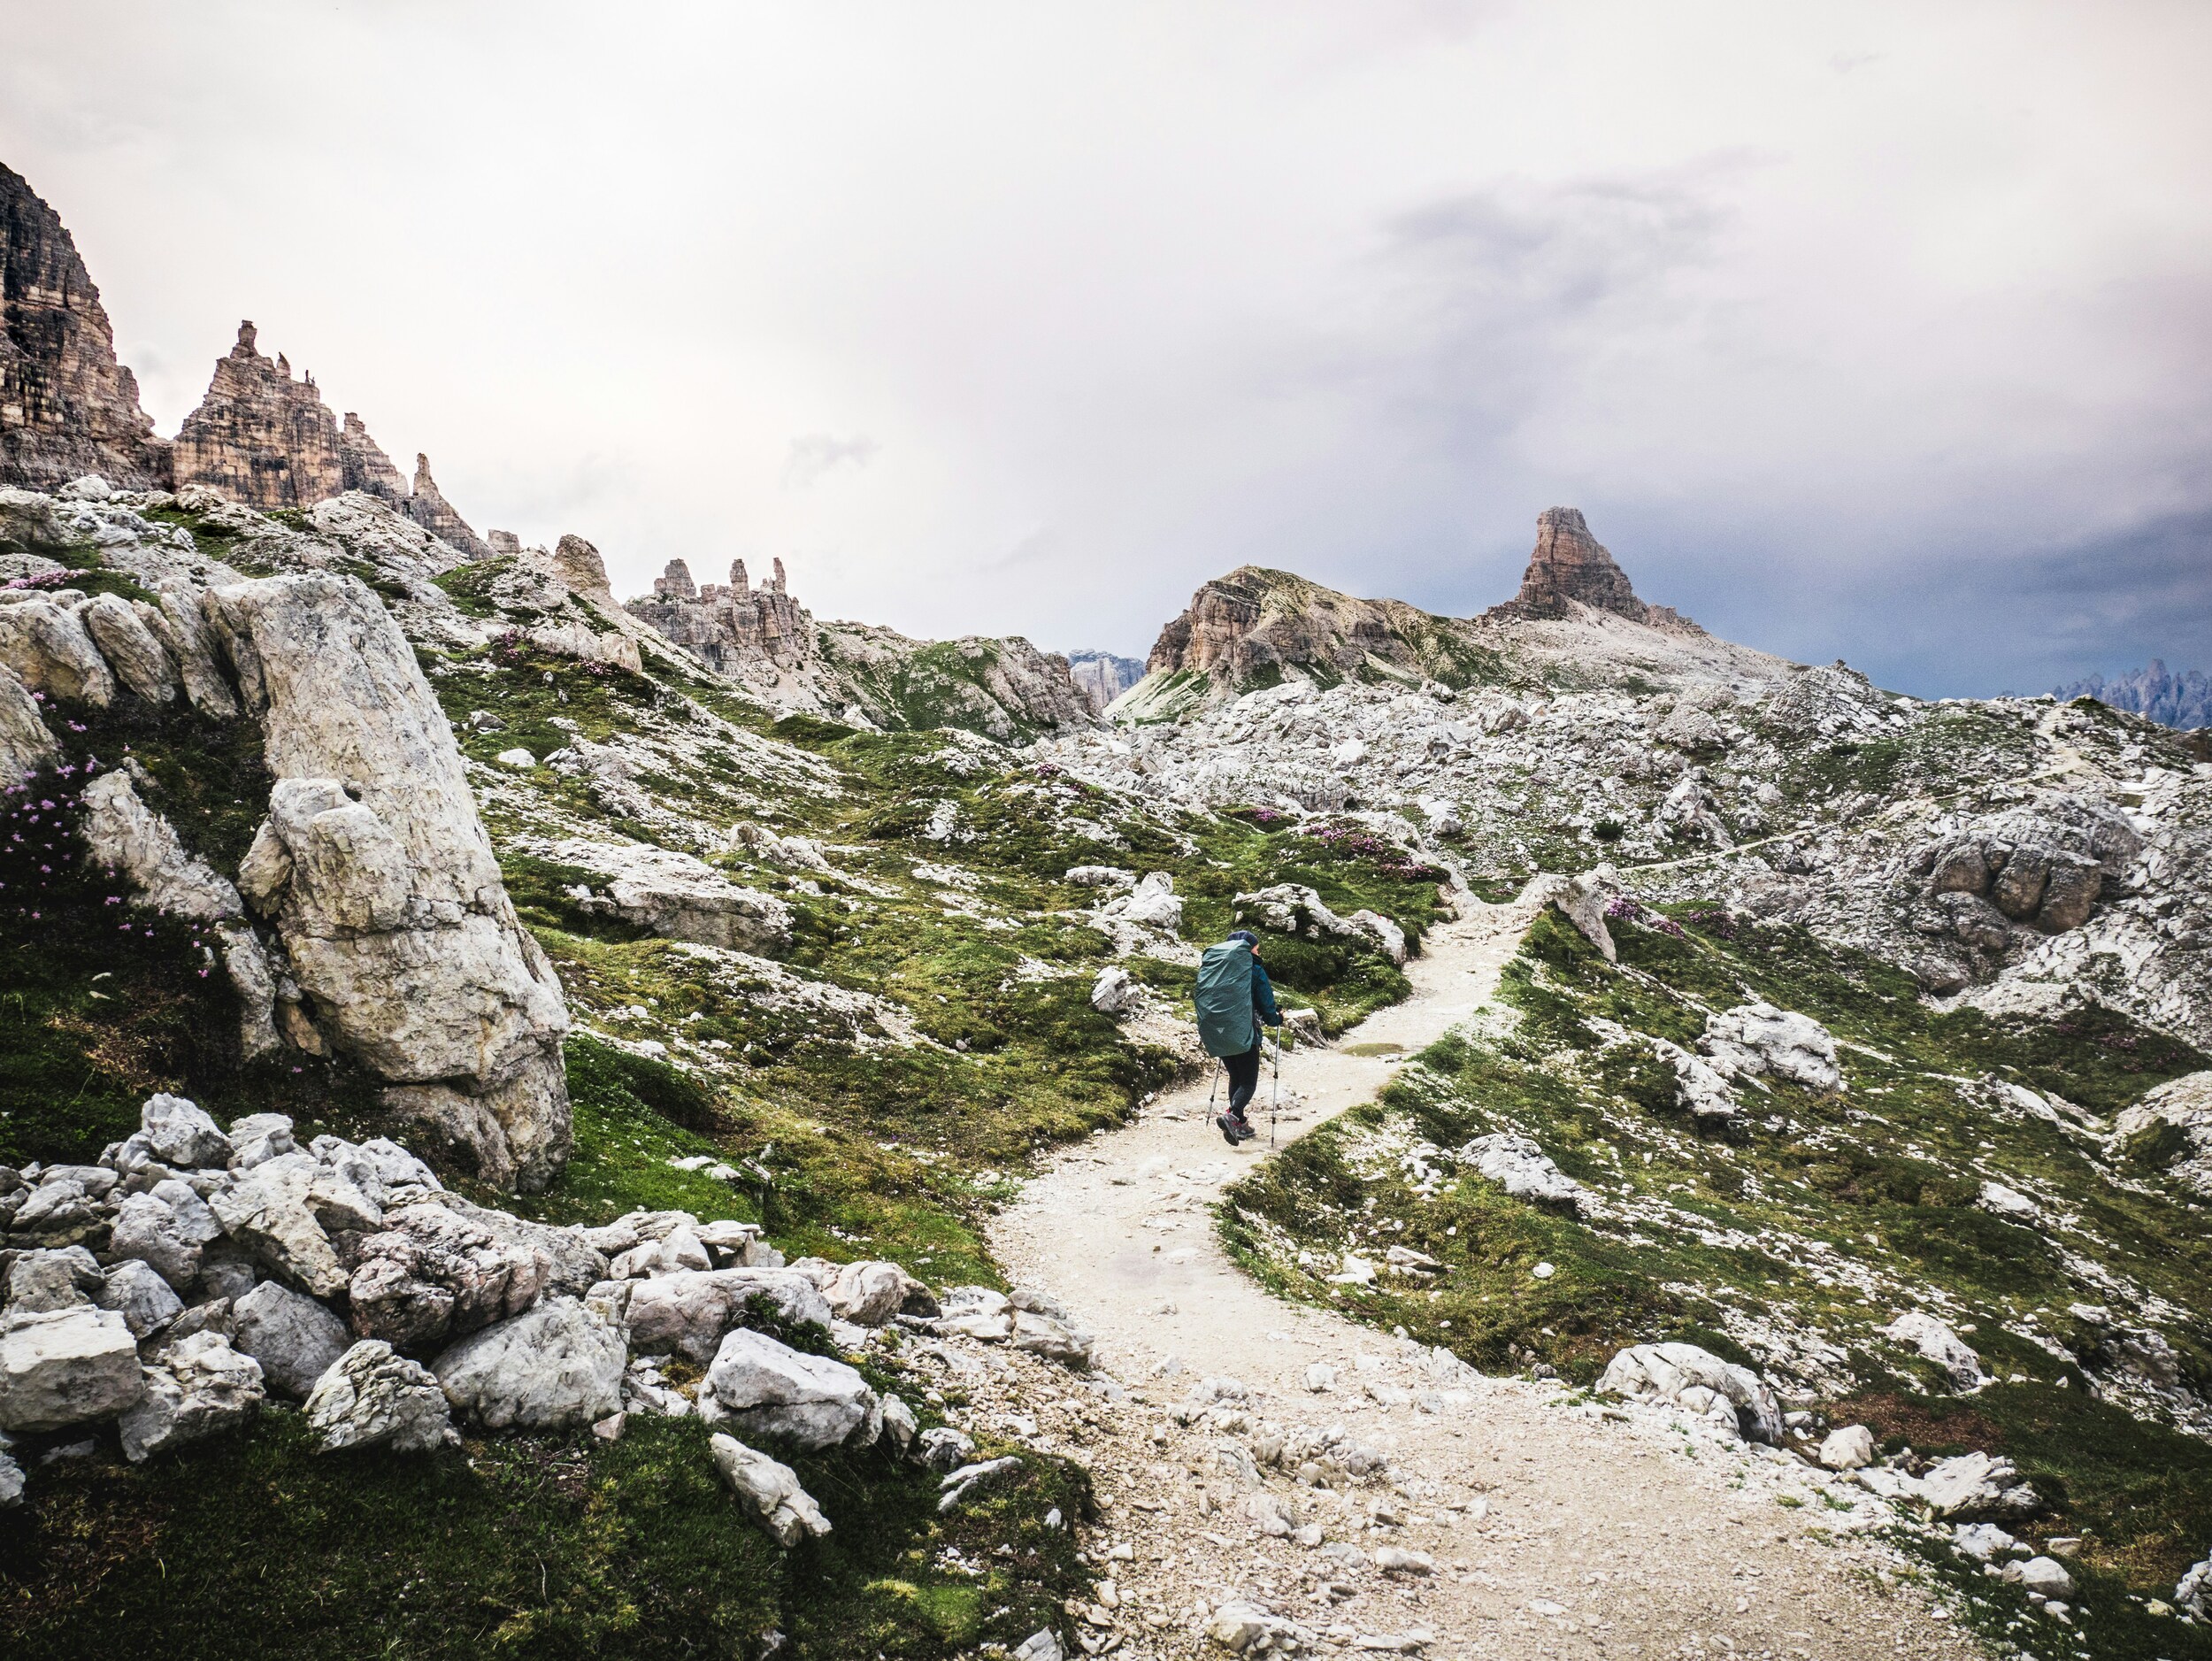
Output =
[{"x1": 1195, "y1": 928, "x2": 1282, "y2": 1146}]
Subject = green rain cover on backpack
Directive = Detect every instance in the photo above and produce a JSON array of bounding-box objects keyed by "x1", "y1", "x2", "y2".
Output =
[{"x1": 1194, "y1": 940, "x2": 1256, "y2": 1058}]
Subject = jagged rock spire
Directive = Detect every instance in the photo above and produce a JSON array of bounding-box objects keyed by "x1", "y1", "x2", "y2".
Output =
[{"x1": 1494, "y1": 507, "x2": 1698, "y2": 632}]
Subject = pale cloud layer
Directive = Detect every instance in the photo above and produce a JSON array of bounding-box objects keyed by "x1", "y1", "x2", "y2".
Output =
[{"x1": 4, "y1": 1, "x2": 2208, "y2": 695}]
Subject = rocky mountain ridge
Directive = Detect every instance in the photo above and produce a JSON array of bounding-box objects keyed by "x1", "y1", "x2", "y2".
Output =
[
  {"x1": 1117, "y1": 510, "x2": 1790, "y2": 720},
  {"x1": 2057, "y1": 659, "x2": 2212, "y2": 734}
]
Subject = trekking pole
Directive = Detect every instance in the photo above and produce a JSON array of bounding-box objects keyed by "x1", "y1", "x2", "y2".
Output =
[{"x1": 1270, "y1": 1033, "x2": 1281, "y2": 1147}]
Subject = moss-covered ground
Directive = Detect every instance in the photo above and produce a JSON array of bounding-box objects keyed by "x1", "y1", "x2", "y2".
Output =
[{"x1": 1219, "y1": 904, "x2": 2212, "y2": 1655}]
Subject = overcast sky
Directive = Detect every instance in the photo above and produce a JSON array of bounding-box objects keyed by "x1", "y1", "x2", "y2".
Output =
[{"x1": 5, "y1": 1, "x2": 2208, "y2": 696}]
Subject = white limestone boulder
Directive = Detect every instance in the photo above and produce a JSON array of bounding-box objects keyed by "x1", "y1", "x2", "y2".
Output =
[
  {"x1": 0, "y1": 661, "x2": 58, "y2": 785},
  {"x1": 303, "y1": 1339, "x2": 458, "y2": 1453},
  {"x1": 96, "y1": 1259, "x2": 182, "y2": 1338},
  {"x1": 1462, "y1": 1133, "x2": 1588, "y2": 1215},
  {"x1": 230, "y1": 1280, "x2": 353, "y2": 1398},
  {"x1": 5, "y1": 1246, "x2": 104, "y2": 1312},
  {"x1": 696, "y1": 1327, "x2": 881, "y2": 1450},
  {"x1": 118, "y1": 1331, "x2": 265, "y2": 1462},
  {"x1": 0, "y1": 1305, "x2": 145, "y2": 1432},
  {"x1": 825, "y1": 1260, "x2": 936, "y2": 1326},
  {"x1": 109, "y1": 1179, "x2": 224, "y2": 1290},
  {"x1": 1921, "y1": 1450, "x2": 2040, "y2": 1520},
  {"x1": 211, "y1": 573, "x2": 572, "y2": 1192},
  {"x1": 207, "y1": 1155, "x2": 353, "y2": 1299},
  {"x1": 1884, "y1": 1311, "x2": 1985, "y2": 1391},
  {"x1": 345, "y1": 1203, "x2": 551, "y2": 1350},
  {"x1": 432, "y1": 1297, "x2": 626, "y2": 1430},
  {"x1": 550, "y1": 837, "x2": 793, "y2": 954},
  {"x1": 1701, "y1": 1003, "x2": 1841, "y2": 1091},
  {"x1": 1598, "y1": 1342, "x2": 1785, "y2": 1444},
  {"x1": 1818, "y1": 1425, "x2": 1877, "y2": 1470},
  {"x1": 140, "y1": 1093, "x2": 235, "y2": 1168},
  {"x1": 710, "y1": 1431, "x2": 832, "y2": 1546},
  {"x1": 608, "y1": 1267, "x2": 833, "y2": 1364},
  {"x1": 1090, "y1": 964, "x2": 1141, "y2": 1017}
]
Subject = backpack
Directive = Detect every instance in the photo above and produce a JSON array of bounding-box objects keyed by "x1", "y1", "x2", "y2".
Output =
[{"x1": 1194, "y1": 940, "x2": 1256, "y2": 1059}]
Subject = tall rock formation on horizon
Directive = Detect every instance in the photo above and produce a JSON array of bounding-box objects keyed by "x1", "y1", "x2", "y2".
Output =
[
  {"x1": 1490, "y1": 506, "x2": 1698, "y2": 631},
  {"x1": 173, "y1": 321, "x2": 352, "y2": 507},
  {"x1": 0, "y1": 162, "x2": 171, "y2": 490},
  {"x1": 1065, "y1": 650, "x2": 1143, "y2": 712},
  {"x1": 627, "y1": 556, "x2": 811, "y2": 678},
  {"x1": 173, "y1": 320, "x2": 488, "y2": 554},
  {"x1": 401, "y1": 450, "x2": 489, "y2": 558}
]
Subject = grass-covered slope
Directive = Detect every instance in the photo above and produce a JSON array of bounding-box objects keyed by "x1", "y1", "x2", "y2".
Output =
[{"x1": 1220, "y1": 903, "x2": 2212, "y2": 1650}]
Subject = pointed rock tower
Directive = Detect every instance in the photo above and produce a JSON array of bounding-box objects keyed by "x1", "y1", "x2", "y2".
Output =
[{"x1": 1491, "y1": 507, "x2": 1698, "y2": 631}]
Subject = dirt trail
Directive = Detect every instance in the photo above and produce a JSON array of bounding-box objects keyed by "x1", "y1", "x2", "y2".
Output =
[{"x1": 989, "y1": 901, "x2": 1977, "y2": 1660}]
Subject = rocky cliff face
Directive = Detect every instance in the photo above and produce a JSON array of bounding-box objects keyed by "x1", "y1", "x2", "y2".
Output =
[
  {"x1": 1488, "y1": 506, "x2": 1697, "y2": 630},
  {"x1": 0, "y1": 164, "x2": 171, "y2": 491},
  {"x1": 626, "y1": 557, "x2": 812, "y2": 684},
  {"x1": 172, "y1": 322, "x2": 354, "y2": 509},
  {"x1": 1064, "y1": 650, "x2": 1143, "y2": 712},
  {"x1": 1136, "y1": 565, "x2": 1490, "y2": 713}
]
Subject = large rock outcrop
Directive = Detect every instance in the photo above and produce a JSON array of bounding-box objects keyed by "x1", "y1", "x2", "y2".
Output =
[
  {"x1": 0, "y1": 163, "x2": 171, "y2": 490},
  {"x1": 400, "y1": 451, "x2": 489, "y2": 558},
  {"x1": 173, "y1": 322, "x2": 487, "y2": 555},
  {"x1": 1490, "y1": 507, "x2": 1697, "y2": 631},
  {"x1": 1139, "y1": 565, "x2": 1477, "y2": 701},
  {"x1": 626, "y1": 557, "x2": 813, "y2": 681},
  {"x1": 173, "y1": 321, "x2": 359, "y2": 509},
  {"x1": 219, "y1": 573, "x2": 572, "y2": 1188}
]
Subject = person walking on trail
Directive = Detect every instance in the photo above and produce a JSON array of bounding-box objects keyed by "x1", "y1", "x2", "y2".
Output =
[{"x1": 1194, "y1": 928, "x2": 1282, "y2": 1146}]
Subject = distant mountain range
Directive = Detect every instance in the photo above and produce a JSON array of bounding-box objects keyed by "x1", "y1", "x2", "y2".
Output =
[{"x1": 2056, "y1": 660, "x2": 2210, "y2": 730}]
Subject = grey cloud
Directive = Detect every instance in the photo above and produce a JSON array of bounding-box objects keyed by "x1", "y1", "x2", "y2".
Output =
[{"x1": 782, "y1": 433, "x2": 879, "y2": 489}]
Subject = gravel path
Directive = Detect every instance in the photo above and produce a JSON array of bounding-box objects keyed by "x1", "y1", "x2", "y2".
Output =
[{"x1": 987, "y1": 901, "x2": 1982, "y2": 1661}]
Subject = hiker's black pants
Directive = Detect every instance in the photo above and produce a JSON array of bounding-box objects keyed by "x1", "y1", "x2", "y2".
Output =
[{"x1": 1225, "y1": 1044, "x2": 1262, "y2": 1117}]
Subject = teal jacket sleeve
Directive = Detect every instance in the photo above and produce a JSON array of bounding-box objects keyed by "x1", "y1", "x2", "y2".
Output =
[{"x1": 1251, "y1": 962, "x2": 1282, "y2": 1027}]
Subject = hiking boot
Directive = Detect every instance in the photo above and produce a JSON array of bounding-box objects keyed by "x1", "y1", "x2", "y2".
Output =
[
  {"x1": 1228, "y1": 1114, "x2": 1257, "y2": 1143},
  {"x1": 1215, "y1": 1113, "x2": 1243, "y2": 1146}
]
